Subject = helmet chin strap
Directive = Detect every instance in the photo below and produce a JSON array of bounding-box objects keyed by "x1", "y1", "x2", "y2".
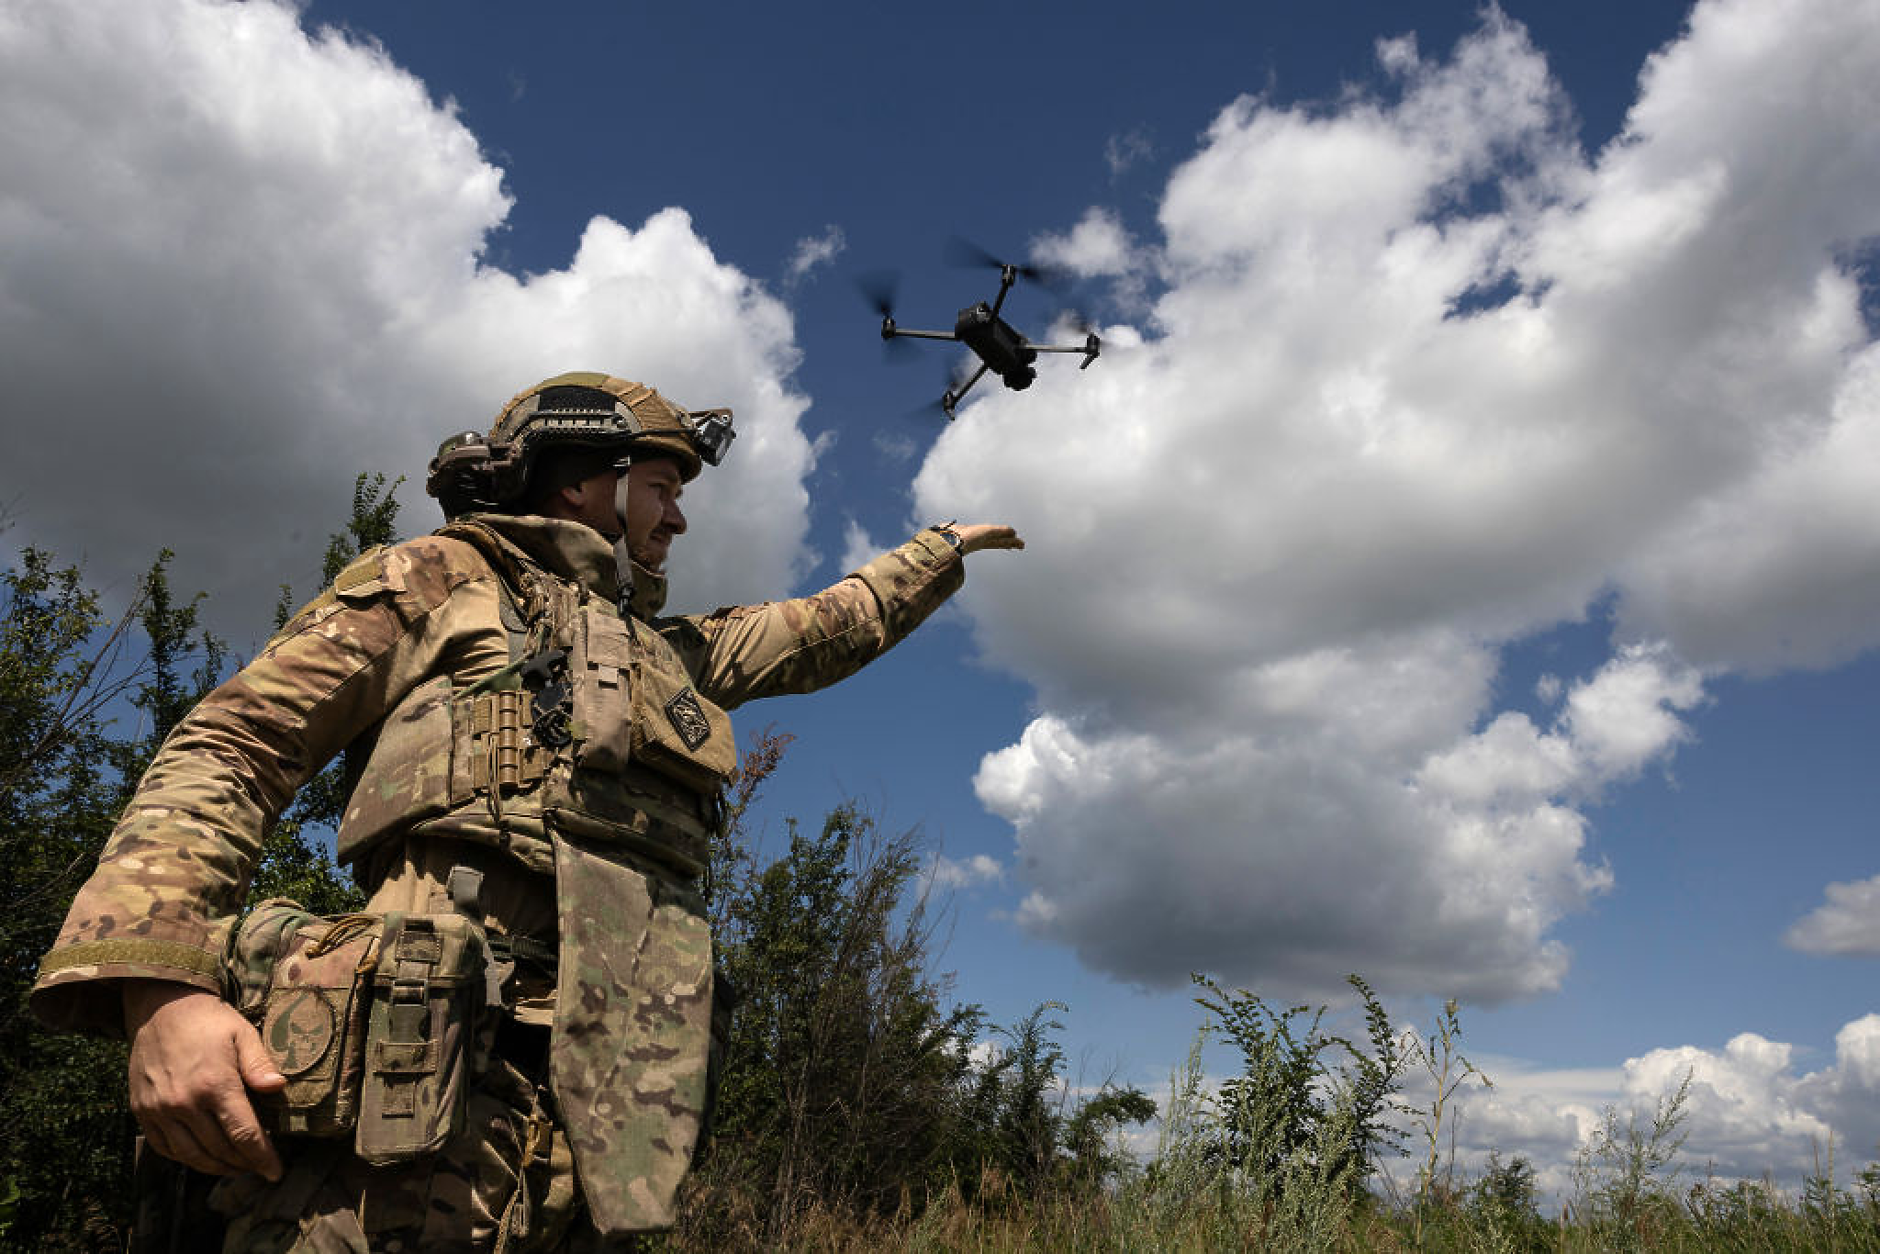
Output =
[{"x1": 612, "y1": 454, "x2": 636, "y2": 615}]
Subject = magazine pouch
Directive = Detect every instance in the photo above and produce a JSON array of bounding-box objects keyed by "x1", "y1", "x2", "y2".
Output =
[
  {"x1": 548, "y1": 831, "x2": 714, "y2": 1235},
  {"x1": 224, "y1": 900, "x2": 381, "y2": 1138},
  {"x1": 355, "y1": 911, "x2": 487, "y2": 1164}
]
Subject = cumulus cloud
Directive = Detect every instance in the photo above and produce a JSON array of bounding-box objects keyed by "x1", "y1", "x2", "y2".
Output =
[
  {"x1": 1784, "y1": 875, "x2": 1880, "y2": 955},
  {"x1": 0, "y1": 0, "x2": 815, "y2": 637},
  {"x1": 1433, "y1": 1016, "x2": 1880, "y2": 1201},
  {"x1": 1032, "y1": 208, "x2": 1139, "y2": 280},
  {"x1": 785, "y1": 224, "x2": 846, "y2": 285},
  {"x1": 914, "y1": 0, "x2": 1880, "y2": 1000}
]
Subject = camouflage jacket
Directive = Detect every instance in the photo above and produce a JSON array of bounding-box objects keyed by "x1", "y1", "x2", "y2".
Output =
[{"x1": 31, "y1": 514, "x2": 965, "y2": 1035}]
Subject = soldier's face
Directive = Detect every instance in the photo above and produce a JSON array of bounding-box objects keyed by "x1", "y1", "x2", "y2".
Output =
[{"x1": 621, "y1": 457, "x2": 688, "y2": 570}]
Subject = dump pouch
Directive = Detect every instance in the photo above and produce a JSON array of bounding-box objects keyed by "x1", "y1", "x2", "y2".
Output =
[
  {"x1": 224, "y1": 900, "x2": 380, "y2": 1138},
  {"x1": 355, "y1": 911, "x2": 488, "y2": 1165},
  {"x1": 548, "y1": 831, "x2": 714, "y2": 1235}
]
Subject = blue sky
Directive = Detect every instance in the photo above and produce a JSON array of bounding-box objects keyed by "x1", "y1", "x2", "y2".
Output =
[{"x1": 5, "y1": 0, "x2": 1879, "y2": 1197}]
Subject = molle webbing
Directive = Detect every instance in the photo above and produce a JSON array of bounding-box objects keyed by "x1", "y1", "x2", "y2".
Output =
[{"x1": 373, "y1": 917, "x2": 444, "y2": 1116}]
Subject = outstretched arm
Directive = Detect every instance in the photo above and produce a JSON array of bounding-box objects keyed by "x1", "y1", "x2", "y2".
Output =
[{"x1": 665, "y1": 523, "x2": 1023, "y2": 710}]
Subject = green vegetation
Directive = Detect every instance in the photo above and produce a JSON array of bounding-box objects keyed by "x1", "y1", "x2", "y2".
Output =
[
  {"x1": 0, "y1": 482, "x2": 378, "y2": 1251},
  {"x1": 6, "y1": 479, "x2": 1880, "y2": 1251}
]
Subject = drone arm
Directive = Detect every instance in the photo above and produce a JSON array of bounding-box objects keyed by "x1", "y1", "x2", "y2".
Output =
[
  {"x1": 1028, "y1": 332, "x2": 1103, "y2": 370},
  {"x1": 885, "y1": 326, "x2": 961, "y2": 343},
  {"x1": 942, "y1": 361, "x2": 991, "y2": 419},
  {"x1": 987, "y1": 264, "x2": 1019, "y2": 318}
]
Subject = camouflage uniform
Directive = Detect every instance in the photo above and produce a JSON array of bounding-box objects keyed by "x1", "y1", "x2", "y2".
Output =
[{"x1": 32, "y1": 509, "x2": 965, "y2": 1251}]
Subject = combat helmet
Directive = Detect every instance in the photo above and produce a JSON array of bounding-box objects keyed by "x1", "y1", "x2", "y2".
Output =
[{"x1": 426, "y1": 372, "x2": 734, "y2": 518}]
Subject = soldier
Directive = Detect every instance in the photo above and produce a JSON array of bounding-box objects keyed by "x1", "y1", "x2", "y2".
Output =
[{"x1": 30, "y1": 373, "x2": 1023, "y2": 1251}]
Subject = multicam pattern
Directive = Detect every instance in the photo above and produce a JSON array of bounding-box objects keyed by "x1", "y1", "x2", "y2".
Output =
[
  {"x1": 550, "y1": 834, "x2": 713, "y2": 1233},
  {"x1": 663, "y1": 528, "x2": 963, "y2": 706},
  {"x1": 33, "y1": 512, "x2": 965, "y2": 1240}
]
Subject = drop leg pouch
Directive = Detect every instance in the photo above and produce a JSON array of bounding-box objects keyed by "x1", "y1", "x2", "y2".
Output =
[{"x1": 548, "y1": 832, "x2": 714, "y2": 1235}]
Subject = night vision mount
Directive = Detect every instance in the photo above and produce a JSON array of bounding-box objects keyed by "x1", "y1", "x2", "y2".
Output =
[{"x1": 870, "y1": 243, "x2": 1101, "y2": 418}]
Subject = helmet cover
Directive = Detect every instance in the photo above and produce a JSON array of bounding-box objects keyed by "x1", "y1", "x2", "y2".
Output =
[
  {"x1": 427, "y1": 372, "x2": 732, "y2": 516},
  {"x1": 491, "y1": 372, "x2": 710, "y2": 481}
]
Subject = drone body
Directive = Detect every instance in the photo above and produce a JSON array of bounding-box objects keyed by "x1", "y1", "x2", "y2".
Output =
[{"x1": 875, "y1": 258, "x2": 1100, "y2": 417}]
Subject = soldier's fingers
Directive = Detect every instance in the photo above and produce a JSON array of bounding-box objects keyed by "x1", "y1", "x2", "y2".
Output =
[
  {"x1": 147, "y1": 1113, "x2": 240, "y2": 1178},
  {"x1": 957, "y1": 524, "x2": 1024, "y2": 553},
  {"x1": 214, "y1": 1097, "x2": 283, "y2": 1182},
  {"x1": 233, "y1": 1017, "x2": 287, "y2": 1094},
  {"x1": 212, "y1": 1067, "x2": 283, "y2": 1180},
  {"x1": 188, "y1": 1096, "x2": 283, "y2": 1179}
]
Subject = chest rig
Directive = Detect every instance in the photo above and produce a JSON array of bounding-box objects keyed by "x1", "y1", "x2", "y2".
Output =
[{"x1": 333, "y1": 520, "x2": 738, "y2": 884}]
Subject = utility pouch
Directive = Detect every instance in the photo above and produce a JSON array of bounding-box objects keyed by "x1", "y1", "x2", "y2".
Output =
[
  {"x1": 224, "y1": 900, "x2": 381, "y2": 1138},
  {"x1": 626, "y1": 643, "x2": 736, "y2": 794},
  {"x1": 355, "y1": 911, "x2": 488, "y2": 1165},
  {"x1": 571, "y1": 602, "x2": 734, "y2": 793},
  {"x1": 572, "y1": 606, "x2": 634, "y2": 774}
]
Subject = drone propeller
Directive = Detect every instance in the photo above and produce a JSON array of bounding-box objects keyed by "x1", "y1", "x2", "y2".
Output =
[
  {"x1": 944, "y1": 234, "x2": 1015, "y2": 273},
  {"x1": 857, "y1": 269, "x2": 899, "y2": 319},
  {"x1": 896, "y1": 364, "x2": 958, "y2": 423},
  {"x1": 945, "y1": 235, "x2": 1071, "y2": 292},
  {"x1": 857, "y1": 270, "x2": 922, "y2": 361}
]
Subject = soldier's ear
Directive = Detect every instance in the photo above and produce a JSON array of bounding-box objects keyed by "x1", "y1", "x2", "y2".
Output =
[{"x1": 544, "y1": 474, "x2": 601, "y2": 521}]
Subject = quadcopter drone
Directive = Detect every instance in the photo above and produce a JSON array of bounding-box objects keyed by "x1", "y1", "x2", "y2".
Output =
[{"x1": 871, "y1": 247, "x2": 1101, "y2": 418}]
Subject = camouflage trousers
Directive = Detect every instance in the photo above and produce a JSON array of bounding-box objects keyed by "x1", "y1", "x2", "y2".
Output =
[{"x1": 207, "y1": 1059, "x2": 627, "y2": 1254}]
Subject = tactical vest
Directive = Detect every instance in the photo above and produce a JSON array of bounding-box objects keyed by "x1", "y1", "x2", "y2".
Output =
[
  {"x1": 331, "y1": 521, "x2": 733, "y2": 1230},
  {"x1": 333, "y1": 521, "x2": 738, "y2": 885}
]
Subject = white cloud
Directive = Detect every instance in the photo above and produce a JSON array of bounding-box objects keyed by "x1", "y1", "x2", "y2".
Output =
[
  {"x1": 915, "y1": 0, "x2": 1880, "y2": 1000},
  {"x1": 0, "y1": 0, "x2": 816, "y2": 636},
  {"x1": 838, "y1": 518, "x2": 881, "y2": 575},
  {"x1": 1105, "y1": 126, "x2": 1154, "y2": 179},
  {"x1": 1560, "y1": 642, "x2": 1705, "y2": 780},
  {"x1": 928, "y1": 852, "x2": 1004, "y2": 891},
  {"x1": 1785, "y1": 876, "x2": 1880, "y2": 955},
  {"x1": 785, "y1": 224, "x2": 846, "y2": 285},
  {"x1": 1432, "y1": 1016, "x2": 1880, "y2": 1201},
  {"x1": 1032, "y1": 208, "x2": 1138, "y2": 280},
  {"x1": 872, "y1": 427, "x2": 920, "y2": 464}
]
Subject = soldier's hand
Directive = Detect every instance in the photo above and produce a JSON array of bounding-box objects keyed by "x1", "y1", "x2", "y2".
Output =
[
  {"x1": 952, "y1": 524, "x2": 1024, "y2": 555},
  {"x1": 122, "y1": 981, "x2": 286, "y2": 1181}
]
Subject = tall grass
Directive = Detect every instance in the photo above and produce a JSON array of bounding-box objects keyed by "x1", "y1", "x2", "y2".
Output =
[{"x1": 660, "y1": 987, "x2": 1880, "y2": 1253}]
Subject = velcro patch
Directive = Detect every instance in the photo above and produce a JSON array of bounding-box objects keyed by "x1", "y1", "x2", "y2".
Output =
[
  {"x1": 664, "y1": 687, "x2": 712, "y2": 750},
  {"x1": 264, "y1": 987, "x2": 337, "y2": 1076},
  {"x1": 333, "y1": 548, "x2": 389, "y2": 601}
]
